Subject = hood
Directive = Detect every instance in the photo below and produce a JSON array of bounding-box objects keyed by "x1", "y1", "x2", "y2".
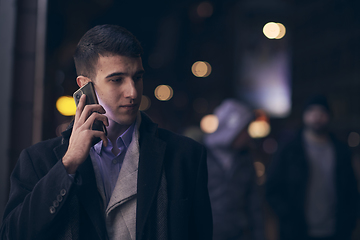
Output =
[{"x1": 204, "y1": 99, "x2": 254, "y2": 149}]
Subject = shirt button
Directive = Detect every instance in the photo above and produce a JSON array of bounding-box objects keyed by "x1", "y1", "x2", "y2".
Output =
[
  {"x1": 60, "y1": 189, "x2": 66, "y2": 196},
  {"x1": 49, "y1": 206, "x2": 56, "y2": 214},
  {"x1": 53, "y1": 200, "x2": 59, "y2": 208},
  {"x1": 112, "y1": 159, "x2": 117, "y2": 164}
]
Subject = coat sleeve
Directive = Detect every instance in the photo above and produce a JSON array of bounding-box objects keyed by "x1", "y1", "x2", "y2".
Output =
[
  {"x1": 0, "y1": 148, "x2": 80, "y2": 240},
  {"x1": 189, "y1": 145, "x2": 213, "y2": 240}
]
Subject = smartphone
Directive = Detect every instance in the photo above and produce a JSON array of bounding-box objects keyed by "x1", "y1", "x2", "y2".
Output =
[{"x1": 73, "y1": 82, "x2": 107, "y2": 136}]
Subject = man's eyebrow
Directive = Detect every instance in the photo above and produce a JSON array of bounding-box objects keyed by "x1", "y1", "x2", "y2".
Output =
[
  {"x1": 105, "y1": 72, "x2": 125, "y2": 78},
  {"x1": 105, "y1": 70, "x2": 145, "y2": 79},
  {"x1": 135, "y1": 70, "x2": 145, "y2": 75}
]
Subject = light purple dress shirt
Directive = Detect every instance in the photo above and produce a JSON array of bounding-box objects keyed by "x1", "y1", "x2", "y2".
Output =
[{"x1": 90, "y1": 123, "x2": 135, "y2": 205}]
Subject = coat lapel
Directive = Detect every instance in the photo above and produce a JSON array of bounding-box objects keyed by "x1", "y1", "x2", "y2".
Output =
[
  {"x1": 136, "y1": 113, "x2": 167, "y2": 240},
  {"x1": 106, "y1": 118, "x2": 140, "y2": 213},
  {"x1": 53, "y1": 131, "x2": 108, "y2": 240},
  {"x1": 104, "y1": 116, "x2": 141, "y2": 240}
]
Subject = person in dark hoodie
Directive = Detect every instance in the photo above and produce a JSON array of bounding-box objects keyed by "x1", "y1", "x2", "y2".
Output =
[
  {"x1": 204, "y1": 99, "x2": 265, "y2": 240},
  {"x1": 266, "y1": 95, "x2": 358, "y2": 240}
]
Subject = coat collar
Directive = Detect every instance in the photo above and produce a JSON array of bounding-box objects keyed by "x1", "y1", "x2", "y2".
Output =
[{"x1": 53, "y1": 112, "x2": 167, "y2": 240}]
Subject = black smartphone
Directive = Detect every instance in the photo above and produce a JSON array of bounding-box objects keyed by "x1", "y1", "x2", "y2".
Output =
[{"x1": 73, "y1": 82, "x2": 107, "y2": 136}]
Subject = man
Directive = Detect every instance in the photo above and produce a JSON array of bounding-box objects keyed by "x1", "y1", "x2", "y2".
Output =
[
  {"x1": 266, "y1": 95, "x2": 358, "y2": 240},
  {"x1": 204, "y1": 99, "x2": 265, "y2": 240},
  {"x1": 1, "y1": 24, "x2": 212, "y2": 240}
]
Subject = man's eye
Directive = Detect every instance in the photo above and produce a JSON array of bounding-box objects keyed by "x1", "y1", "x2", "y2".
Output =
[
  {"x1": 134, "y1": 76, "x2": 143, "y2": 81},
  {"x1": 111, "y1": 78, "x2": 122, "y2": 82}
]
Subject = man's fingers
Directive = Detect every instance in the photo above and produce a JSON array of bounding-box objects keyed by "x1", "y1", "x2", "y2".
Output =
[
  {"x1": 74, "y1": 94, "x2": 87, "y2": 124},
  {"x1": 78, "y1": 104, "x2": 106, "y2": 123},
  {"x1": 81, "y1": 112, "x2": 108, "y2": 130}
]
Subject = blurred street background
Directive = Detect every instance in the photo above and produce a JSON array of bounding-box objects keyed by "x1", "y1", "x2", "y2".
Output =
[{"x1": 1, "y1": 0, "x2": 360, "y2": 239}]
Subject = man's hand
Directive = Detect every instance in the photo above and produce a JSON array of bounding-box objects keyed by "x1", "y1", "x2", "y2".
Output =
[{"x1": 62, "y1": 94, "x2": 109, "y2": 174}]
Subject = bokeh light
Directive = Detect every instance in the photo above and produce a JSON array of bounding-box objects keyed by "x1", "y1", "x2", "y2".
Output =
[
  {"x1": 254, "y1": 161, "x2": 265, "y2": 177},
  {"x1": 348, "y1": 132, "x2": 360, "y2": 147},
  {"x1": 197, "y1": 1, "x2": 213, "y2": 18},
  {"x1": 200, "y1": 114, "x2": 219, "y2": 133},
  {"x1": 154, "y1": 85, "x2": 173, "y2": 101},
  {"x1": 257, "y1": 175, "x2": 266, "y2": 186},
  {"x1": 275, "y1": 23, "x2": 286, "y2": 39},
  {"x1": 192, "y1": 61, "x2": 212, "y2": 77},
  {"x1": 139, "y1": 95, "x2": 151, "y2": 111},
  {"x1": 263, "y1": 22, "x2": 286, "y2": 39},
  {"x1": 263, "y1": 22, "x2": 280, "y2": 39},
  {"x1": 263, "y1": 138, "x2": 278, "y2": 154},
  {"x1": 56, "y1": 96, "x2": 76, "y2": 116},
  {"x1": 248, "y1": 120, "x2": 271, "y2": 138}
]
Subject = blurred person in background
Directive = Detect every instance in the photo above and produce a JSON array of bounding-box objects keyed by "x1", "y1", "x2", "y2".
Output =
[
  {"x1": 204, "y1": 99, "x2": 266, "y2": 240},
  {"x1": 266, "y1": 95, "x2": 358, "y2": 240}
]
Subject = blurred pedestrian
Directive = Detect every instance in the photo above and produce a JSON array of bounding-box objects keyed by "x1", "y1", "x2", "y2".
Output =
[
  {"x1": 266, "y1": 95, "x2": 358, "y2": 240},
  {"x1": 204, "y1": 99, "x2": 265, "y2": 240}
]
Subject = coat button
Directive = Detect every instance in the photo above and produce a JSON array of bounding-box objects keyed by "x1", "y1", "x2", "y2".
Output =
[
  {"x1": 53, "y1": 200, "x2": 59, "y2": 208},
  {"x1": 57, "y1": 195, "x2": 63, "y2": 202},
  {"x1": 49, "y1": 206, "x2": 56, "y2": 214},
  {"x1": 60, "y1": 189, "x2": 66, "y2": 196}
]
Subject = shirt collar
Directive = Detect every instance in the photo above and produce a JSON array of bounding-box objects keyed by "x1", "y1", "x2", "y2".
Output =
[{"x1": 93, "y1": 122, "x2": 135, "y2": 155}]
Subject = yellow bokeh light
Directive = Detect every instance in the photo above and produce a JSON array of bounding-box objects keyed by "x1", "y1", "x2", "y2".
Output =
[
  {"x1": 192, "y1": 61, "x2": 212, "y2": 77},
  {"x1": 139, "y1": 95, "x2": 151, "y2": 111},
  {"x1": 154, "y1": 85, "x2": 173, "y2": 101},
  {"x1": 263, "y1": 22, "x2": 280, "y2": 39},
  {"x1": 200, "y1": 114, "x2": 219, "y2": 134},
  {"x1": 275, "y1": 23, "x2": 286, "y2": 39},
  {"x1": 248, "y1": 120, "x2": 271, "y2": 138},
  {"x1": 56, "y1": 96, "x2": 77, "y2": 116}
]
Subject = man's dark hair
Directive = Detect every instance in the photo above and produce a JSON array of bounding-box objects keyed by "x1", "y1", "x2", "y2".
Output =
[
  {"x1": 303, "y1": 94, "x2": 332, "y2": 116},
  {"x1": 74, "y1": 24, "x2": 143, "y2": 79}
]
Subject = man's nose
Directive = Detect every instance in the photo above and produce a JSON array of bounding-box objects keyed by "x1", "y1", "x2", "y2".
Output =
[{"x1": 124, "y1": 78, "x2": 137, "y2": 99}]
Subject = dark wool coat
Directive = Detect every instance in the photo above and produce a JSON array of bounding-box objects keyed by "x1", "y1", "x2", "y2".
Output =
[
  {"x1": 266, "y1": 132, "x2": 358, "y2": 240},
  {"x1": 1, "y1": 113, "x2": 213, "y2": 240}
]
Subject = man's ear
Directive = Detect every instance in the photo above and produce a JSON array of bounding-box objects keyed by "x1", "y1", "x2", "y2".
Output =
[{"x1": 76, "y1": 76, "x2": 91, "y2": 88}]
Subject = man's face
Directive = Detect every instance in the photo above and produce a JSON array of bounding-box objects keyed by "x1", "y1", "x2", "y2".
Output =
[
  {"x1": 92, "y1": 54, "x2": 144, "y2": 127},
  {"x1": 303, "y1": 105, "x2": 330, "y2": 134}
]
